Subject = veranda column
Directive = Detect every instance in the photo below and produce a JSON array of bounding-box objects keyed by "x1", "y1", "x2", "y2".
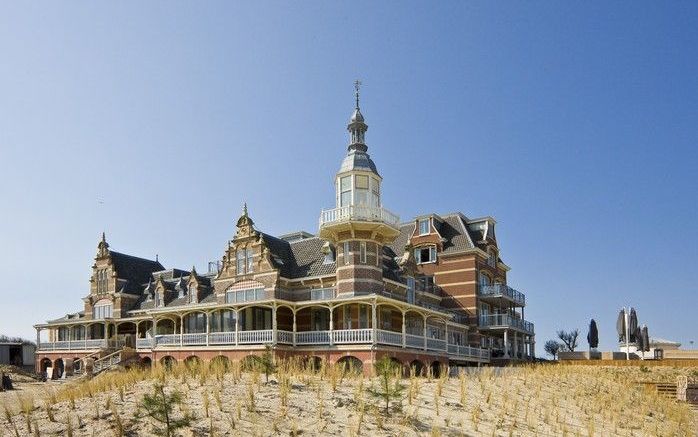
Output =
[
  {"x1": 514, "y1": 332, "x2": 519, "y2": 360},
  {"x1": 68, "y1": 325, "x2": 72, "y2": 351},
  {"x1": 401, "y1": 311, "x2": 406, "y2": 348},
  {"x1": 329, "y1": 307, "x2": 334, "y2": 346},
  {"x1": 135, "y1": 323, "x2": 140, "y2": 349},
  {"x1": 292, "y1": 311, "x2": 297, "y2": 347},
  {"x1": 531, "y1": 336, "x2": 536, "y2": 359},
  {"x1": 234, "y1": 309, "x2": 239, "y2": 346},
  {"x1": 503, "y1": 330, "x2": 510, "y2": 358},
  {"x1": 272, "y1": 305, "x2": 278, "y2": 345},
  {"x1": 444, "y1": 323, "x2": 449, "y2": 352},
  {"x1": 205, "y1": 313, "x2": 210, "y2": 346},
  {"x1": 179, "y1": 315, "x2": 184, "y2": 347},
  {"x1": 371, "y1": 303, "x2": 377, "y2": 345},
  {"x1": 153, "y1": 319, "x2": 158, "y2": 348},
  {"x1": 422, "y1": 315, "x2": 427, "y2": 351}
]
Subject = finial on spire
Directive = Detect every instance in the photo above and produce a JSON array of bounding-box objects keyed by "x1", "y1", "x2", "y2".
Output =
[
  {"x1": 354, "y1": 79, "x2": 362, "y2": 109},
  {"x1": 243, "y1": 202, "x2": 248, "y2": 216}
]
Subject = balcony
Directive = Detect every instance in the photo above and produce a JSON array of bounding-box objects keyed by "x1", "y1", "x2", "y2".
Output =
[
  {"x1": 479, "y1": 284, "x2": 526, "y2": 306},
  {"x1": 319, "y1": 205, "x2": 400, "y2": 228},
  {"x1": 479, "y1": 314, "x2": 534, "y2": 334},
  {"x1": 38, "y1": 339, "x2": 108, "y2": 351},
  {"x1": 132, "y1": 328, "x2": 490, "y2": 363}
]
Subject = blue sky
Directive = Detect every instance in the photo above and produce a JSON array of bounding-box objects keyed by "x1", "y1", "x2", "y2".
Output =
[{"x1": 1, "y1": 2, "x2": 696, "y2": 353}]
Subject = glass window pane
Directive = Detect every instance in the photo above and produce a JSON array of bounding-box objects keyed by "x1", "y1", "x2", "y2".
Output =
[
  {"x1": 340, "y1": 191, "x2": 352, "y2": 207},
  {"x1": 340, "y1": 176, "x2": 351, "y2": 191},
  {"x1": 355, "y1": 189, "x2": 368, "y2": 205},
  {"x1": 355, "y1": 175, "x2": 368, "y2": 189}
]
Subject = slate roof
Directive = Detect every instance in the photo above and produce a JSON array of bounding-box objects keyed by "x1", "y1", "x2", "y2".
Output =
[
  {"x1": 110, "y1": 251, "x2": 164, "y2": 294},
  {"x1": 438, "y1": 214, "x2": 476, "y2": 254}
]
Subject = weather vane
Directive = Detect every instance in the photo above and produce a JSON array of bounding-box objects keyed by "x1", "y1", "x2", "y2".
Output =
[{"x1": 354, "y1": 79, "x2": 362, "y2": 109}]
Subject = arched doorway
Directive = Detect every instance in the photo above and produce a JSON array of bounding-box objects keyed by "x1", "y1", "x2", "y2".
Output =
[
  {"x1": 409, "y1": 360, "x2": 424, "y2": 377},
  {"x1": 184, "y1": 355, "x2": 201, "y2": 370},
  {"x1": 160, "y1": 356, "x2": 177, "y2": 370},
  {"x1": 39, "y1": 358, "x2": 52, "y2": 378},
  {"x1": 336, "y1": 356, "x2": 363, "y2": 374},
  {"x1": 53, "y1": 358, "x2": 64, "y2": 379},
  {"x1": 430, "y1": 361, "x2": 442, "y2": 378},
  {"x1": 210, "y1": 355, "x2": 230, "y2": 371},
  {"x1": 140, "y1": 357, "x2": 153, "y2": 368},
  {"x1": 240, "y1": 355, "x2": 262, "y2": 371}
]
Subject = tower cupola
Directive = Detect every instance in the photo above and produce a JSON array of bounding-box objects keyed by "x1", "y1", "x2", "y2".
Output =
[{"x1": 319, "y1": 81, "x2": 400, "y2": 243}]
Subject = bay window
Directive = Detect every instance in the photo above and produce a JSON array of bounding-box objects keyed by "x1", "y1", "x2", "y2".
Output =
[{"x1": 415, "y1": 245, "x2": 437, "y2": 264}]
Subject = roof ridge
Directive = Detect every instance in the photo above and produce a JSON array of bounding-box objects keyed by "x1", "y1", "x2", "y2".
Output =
[{"x1": 110, "y1": 250, "x2": 162, "y2": 265}]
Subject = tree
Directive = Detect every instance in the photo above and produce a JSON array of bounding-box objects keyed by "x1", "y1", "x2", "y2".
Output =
[
  {"x1": 259, "y1": 344, "x2": 276, "y2": 383},
  {"x1": 544, "y1": 340, "x2": 561, "y2": 360},
  {"x1": 556, "y1": 329, "x2": 579, "y2": 352},
  {"x1": 368, "y1": 356, "x2": 405, "y2": 416},
  {"x1": 139, "y1": 383, "x2": 193, "y2": 436}
]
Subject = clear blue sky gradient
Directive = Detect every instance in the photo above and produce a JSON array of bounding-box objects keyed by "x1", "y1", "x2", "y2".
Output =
[{"x1": 1, "y1": 3, "x2": 696, "y2": 353}]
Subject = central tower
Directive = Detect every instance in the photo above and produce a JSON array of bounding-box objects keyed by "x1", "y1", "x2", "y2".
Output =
[{"x1": 319, "y1": 82, "x2": 400, "y2": 296}]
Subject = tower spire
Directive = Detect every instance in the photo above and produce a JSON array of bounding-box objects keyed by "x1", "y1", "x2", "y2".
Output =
[{"x1": 348, "y1": 80, "x2": 368, "y2": 152}]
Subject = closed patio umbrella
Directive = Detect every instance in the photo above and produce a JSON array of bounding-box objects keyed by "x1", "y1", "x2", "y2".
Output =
[
  {"x1": 642, "y1": 326, "x2": 650, "y2": 352},
  {"x1": 635, "y1": 326, "x2": 644, "y2": 350},
  {"x1": 629, "y1": 308, "x2": 638, "y2": 342},
  {"x1": 616, "y1": 309, "x2": 626, "y2": 342},
  {"x1": 587, "y1": 319, "x2": 599, "y2": 349}
]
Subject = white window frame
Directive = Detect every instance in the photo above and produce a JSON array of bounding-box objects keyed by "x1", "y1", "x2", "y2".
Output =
[
  {"x1": 414, "y1": 245, "x2": 437, "y2": 264},
  {"x1": 93, "y1": 302, "x2": 113, "y2": 319},
  {"x1": 343, "y1": 241, "x2": 350, "y2": 265},
  {"x1": 360, "y1": 241, "x2": 367, "y2": 264},
  {"x1": 418, "y1": 218, "x2": 430, "y2": 236}
]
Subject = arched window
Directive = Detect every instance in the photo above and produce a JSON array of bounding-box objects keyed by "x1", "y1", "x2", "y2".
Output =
[
  {"x1": 225, "y1": 280, "x2": 267, "y2": 304},
  {"x1": 487, "y1": 248, "x2": 498, "y2": 267},
  {"x1": 478, "y1": 272, "x2": 491, "y2": 287},
  {"x1": 93, "y1": 299, "x2": 113, "y2": 319}
]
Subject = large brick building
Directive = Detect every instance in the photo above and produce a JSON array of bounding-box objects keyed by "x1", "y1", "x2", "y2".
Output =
[{"x1": 34, "y1": 87, "x2": 534, "y2": 376}]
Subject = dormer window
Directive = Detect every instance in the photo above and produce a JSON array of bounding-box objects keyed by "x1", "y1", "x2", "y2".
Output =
[
  {"x1": 188, "y1": 285, "x2": 197, "y2": 303},
  {"x1": 155, "y1": 292, "x2": 162, "y2": 307},
  {"x1": 323, "y1": 246, "x2": 336, "y2": 264},
  {"x1": 418, "y1": 219, "x2": 430, "y2": 236},
  {"x1": 415, "y1": 246, "x2": 437, "y2": 264},
  {"x1": 487, "y1": 248, "x2": 497, "y2": 267}
]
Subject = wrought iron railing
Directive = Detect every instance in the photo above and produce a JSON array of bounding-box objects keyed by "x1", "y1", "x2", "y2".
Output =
[
  {"x1": 479, "y1": 284, "x2": 526, "y2": 306},
  {"x1": 479, "y1": 314, "x2": 534, "y2": 334}
]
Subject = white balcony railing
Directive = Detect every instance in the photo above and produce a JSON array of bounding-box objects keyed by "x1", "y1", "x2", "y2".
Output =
[
  {"x1": 376, "y1": 329, "x2": 403, "y2": 346},
  {"x1": 120, "y1": 329, "x2": 492, "y2": 362},
  {"x1": 296, "y1": 330, "x2": 332, "y2": 345},
  {"x1": 38, "y1": 339, "x2": 107, "y2": 351},
  {"x1": 238, "y1": 330, "x2": 273, "y2": 344},
  {"x1": 319, "y1": 205, "x2": 400, "y2": 228},
  {"x1": 209, "y1": 332, "x2": 236, "y2": 345},
  {"x1": 333, "y1": 328, "x2": 372, "y2": 344}
]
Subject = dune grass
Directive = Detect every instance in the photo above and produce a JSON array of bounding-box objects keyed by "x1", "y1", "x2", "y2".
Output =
[{"x1": 0, "y1": 360, "x2": 694, "y2": 436}]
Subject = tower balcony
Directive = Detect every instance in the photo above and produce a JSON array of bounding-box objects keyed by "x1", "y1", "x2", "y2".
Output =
[{"x1": 318, "y1": 205, "x2": 400, "y2": 241}]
